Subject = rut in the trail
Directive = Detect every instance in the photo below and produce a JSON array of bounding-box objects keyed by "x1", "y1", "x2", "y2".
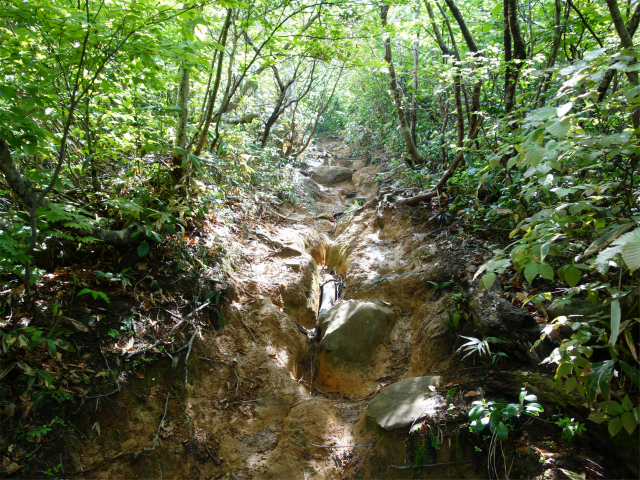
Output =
[{"x1": 72, "y1": 139, "x2": 633, "y2": 480}]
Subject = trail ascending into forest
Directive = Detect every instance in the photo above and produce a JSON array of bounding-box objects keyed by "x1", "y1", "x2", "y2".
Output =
[{"x1": 68, "y1": 138, "x2": 630, "y2": 480}]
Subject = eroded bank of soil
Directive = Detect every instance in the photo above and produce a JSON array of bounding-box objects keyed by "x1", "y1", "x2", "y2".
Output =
[{"x1": 61, "y1": 139, "x2": 631, "y2": 479}]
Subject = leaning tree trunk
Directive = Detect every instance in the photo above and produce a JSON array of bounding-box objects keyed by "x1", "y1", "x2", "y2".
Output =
[
  {"x1": 597, "y1": 3, "x2": 640, "y2": 101},
  {"x1": 379, "y1": 5, "x2": 425, "y2": 166},
  {"x1": 605, "y1": 0, "x2": 640, "y2": 130},
  {"x1": 194, "y1": 8, "x2": 232, "y2": 156}
]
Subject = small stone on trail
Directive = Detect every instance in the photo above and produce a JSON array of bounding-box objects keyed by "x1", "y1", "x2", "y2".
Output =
[
  {"x1": 310, "y1": 166, "x2": 354, "y2": 185},
  {"x1": 366, "y1": 376, "x2": 443, "y2": 430}
]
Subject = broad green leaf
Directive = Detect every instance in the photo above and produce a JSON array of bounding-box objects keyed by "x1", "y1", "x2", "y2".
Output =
[
  {"x1": 524, "y1": 144, "x2": 545, "y2": 166},
  {"x1": 610, "y1": 299, "x2": 621, "y2": 346},
  {"x1": 137, "y1": 240, "x2": 150, "y2": 258},
  {"x1": 619, "y1": 228, "x2": 640, "y2": 272},
  {"x1": 482, "y1": 272, "x2": 496, "y2": 291},
  {"x1": 621, "y1": 412, "x2": 637, "y2": 435},
  {"x1": 586, "y1": 360, "x2": 615, "y2": 398},
  {"x1": 590, "y1": 411, "x2": 607, "y2": 424},
  {"x1": 545, "y1": 117, "x2": 571, "y2": 137},
  {"x1": 622, "y1": 395, "x2": 633, "y2": 412},
  {"x1": 77, "y1": 288, "x2": 92, "y2": 297},
  {"x1": 468, "y1": 404, "x2": 485, "y2": 421},
  {"x1": 600, "y1": 400, "x2": 624, "y2": 416},
  {"x1": 539, "y1": 262, "x2": 554, "y2": 281},
  {"x1": 147, "y1": 230, "x2": 163, "y2": 243},
  {"x1": 565, "y1": 376, "x2": 577, "y2": 393},
  {"x1": 564, "y1": 266, "x2": 581, "y2": 287},
  {"x1": 495, "y1": 421, "x2": 509, "y2": 440},
  {"x1": 524, "y1": 263, "x2": 540, "y2": 283},
  {"x1": 556, "y1": 362, "x2": 573, "y2": 378},
  {"x1": 525, "y1": 106, "x2": 556, "y2": 122},
  {"x1": 608, "y1": 416, "x2": 623, "y2": 437}
]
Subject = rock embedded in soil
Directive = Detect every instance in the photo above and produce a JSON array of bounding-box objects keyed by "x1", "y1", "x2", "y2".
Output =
[
  {"x1": 366, "y1": 376, "x2": 443, "y2": 430},
  {"x1": 316, "y1": 301, "x2": 397, "y2": 394},
  {"x1": 310, "y1": 165, "x2": 354, "y2": 185},
  {"x1": 319, "y1": 301, "x2": 397, "y2": 364}
]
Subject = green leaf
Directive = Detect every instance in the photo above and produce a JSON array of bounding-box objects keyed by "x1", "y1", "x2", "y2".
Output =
[
  {"x1": 608, "y1": 416, "x2": 623, "y2": 437},
  {"x1": 545, "y1": 117, "x2": 571, "y2": 137},
  {"x1": 586, "y1": 360, "x2": 615, "y2": 398},
  {"x1": 619, "y1": 228, "x2": 640, "y2": 272},
  {"x1": 589, "y1": 411, "x2": 608, "y2": 424},
  {"x1": 495, "y1": 421, "x2": 509, "y2": 440},
  {"x1": 565, "y1": 376, "x2": 577, "y2": 393},
  {"x1": 469, "y1": 405, "x2": 485, "y2": 421},
  {"x1": 600, "y1": 400, "x2": 624, "y2": 416},
  {"x1": 147, "y1": 230, "x2": 163, "y2": 243},
  {"x1": 619, "y1": 361, "x2": 640, "y2": 388},
  {"x1": 525, "y1": 106, "x2": 557, "y2": 122},
  {"x1": 610, "y1": 299, "x2": 621, "y2": 346},
  {"x1": 137, "y1": 240, "x2": 150, "y2": 258},
  {"x1": 524, "y1": 144, "x2": 545, "y2": 166},
  {"x1": 621, "y1": 412, "x2": 637, "y2": 435},
  {"x1": 622, "y1": 395, "x2": 633, "y2": 412},
  {"x1": 524, "y1": 263, "x2": 540, "y2": 283},
  {"x1": 96, "y1": 291, "x2": 110, "y2": 304},
  {"x1": 77, "y1": 288, "x2": 92, "y2": 297},
  {"x1": 36, "y1": 369, "x2": 54, "y2": 383},
  {"x1": 564, "y1": 266, "x2": 581, "y2": 287},
  {"x1": 539, "y1": 262, "x2": 554, "y2": 281},
  {"x1": 556, "y1": 362, "x2": 573, "y2": 378},
  {"x1": 47, "y1": 339, "x2": 57, "y2": 357},
  {"x1": 482, "y1": 272, "x2": 496, "y2": 291}
]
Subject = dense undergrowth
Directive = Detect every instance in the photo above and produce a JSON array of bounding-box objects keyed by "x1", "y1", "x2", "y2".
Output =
[{"x1": 1, "y1": 0, "x2": 639, "y2": 476}]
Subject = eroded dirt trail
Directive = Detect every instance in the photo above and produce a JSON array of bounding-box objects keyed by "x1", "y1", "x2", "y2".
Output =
[{"x1": 77, "y1": 139, "x2": 478, "y2": 479}]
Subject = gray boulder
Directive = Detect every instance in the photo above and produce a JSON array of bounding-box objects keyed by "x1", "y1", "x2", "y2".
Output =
[
  {"x1": 366, "y1": 376, "x2": 443, "y2": 430},
  {"x1": 310, "y1": 166, "x2": 353, "y2": 185},
  {"x1": 319, "y1": 301, "x2": 396, "y2": 365}
]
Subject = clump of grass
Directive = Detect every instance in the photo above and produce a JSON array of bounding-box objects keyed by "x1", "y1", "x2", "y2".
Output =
[{"x1": 327, "y1": 241, "x2": 352, "y2": 275}]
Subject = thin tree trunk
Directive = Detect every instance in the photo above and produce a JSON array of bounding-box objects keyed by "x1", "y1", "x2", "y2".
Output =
[
  {"x1": 194, "y1": 8, "x2": 232, "y2": 156},
  {"x1": 379, "y1": 5, "x2": 424, "y2": 165},
  {"x1": 597, "y1": 3, "x2": 640, "y2": 101},
  {"x1": 172, "y1": 65, "x2": 190, "y2": 173},
  {"x1": 535, "y1": 0, "x2": 569, "y2": 108},
  {"x1": 504, "y1": 0, "x2": 526, "y2": 115},
  {"x1": 605, "y1": 0, "x2": 640, "y2": 128}
]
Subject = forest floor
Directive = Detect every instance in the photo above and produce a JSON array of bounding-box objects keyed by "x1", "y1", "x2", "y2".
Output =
[{"x1": 0, "y1": 138, "x2": 633, "y2": 479}]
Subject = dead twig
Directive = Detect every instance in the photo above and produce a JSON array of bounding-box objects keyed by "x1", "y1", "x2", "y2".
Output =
[
  {"x1": 299, "y1": 456, "x2": 306, "y2": 480},
  {"x1": 133, "y1": 392, "x2": 170, "y2": 458},
  {"x1": 389, "y1": 460, "x2": 473, "y2": 469},
  {"x1": 128, "y1": 301, "x2": 210, "y2": 358},
  {"x1": 183, "y1": 324, "x2": 199, "y2": 389}
]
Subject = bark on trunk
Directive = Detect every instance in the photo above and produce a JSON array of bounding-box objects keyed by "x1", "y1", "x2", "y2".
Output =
[
  {"x1": 597, "y1": 3, "x2": 640, "y2": 101},
  {"x1": 379, "y1": 6, "x2": 424, "y2": 165},
  {"x1": 172, "y1": 65, "x2": 189, "y2": 172},
  {"x1": 194, "y1": 8, "x2": 232, "y2": 156},
  {"x1": 605, "y1": 0, "x2": 640, "y2": 129},
  {"x1": 504, "y1": 0, "x2": 526, "y2": 115}
]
